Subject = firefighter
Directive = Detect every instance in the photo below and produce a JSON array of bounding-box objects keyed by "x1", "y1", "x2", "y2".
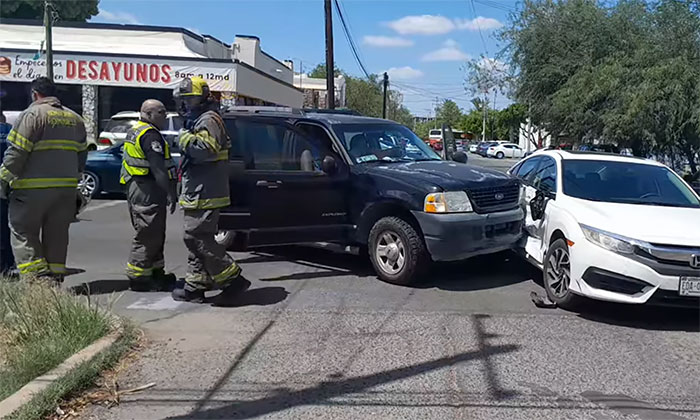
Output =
[
  {"x1": 0, "y1": 77, "x2": 86, "y2": 283},
  {"x1": 121, "y1": 99, "x2": 178, "y2": 291},
  {"x1": 171, "y1": 77, "x2": 249, "y2": 302}
]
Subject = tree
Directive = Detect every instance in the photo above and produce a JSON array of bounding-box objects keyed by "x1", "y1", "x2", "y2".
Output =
[
  {"x1": 1, "y1": 0, "x2": 99, "y2": 21},
  {"x1": 435, "y1": 100, "x2": 462, "y2": 129},
  {"x1": 308, "y1": 63, "x2": 342, "y2": 79},
  {"x1": 502, "y1": 0, "x2": 700, "y2": 176}
]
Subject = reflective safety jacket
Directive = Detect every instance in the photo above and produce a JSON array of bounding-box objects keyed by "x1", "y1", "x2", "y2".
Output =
[
  {"x1": 0, "y1": 97, "x2": 87, "y2": 190},
  {"x1": 178, "y1": 110, "x2": 230, "y2": 210},
  {"x1": 120, "y1": 121, "x2": 177, "y2": 184}
]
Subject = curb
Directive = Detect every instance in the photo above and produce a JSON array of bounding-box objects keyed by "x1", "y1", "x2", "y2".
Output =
[{"x1": 0, "y1": 323, "x2": 123, "y2": 419}]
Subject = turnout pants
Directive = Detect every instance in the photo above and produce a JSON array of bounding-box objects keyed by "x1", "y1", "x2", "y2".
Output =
[
  {"x1": 183, "y1": 209, "x2": 240, "y2": 291},
  {"x1": 9, "y1": 188, "x2": 76, "y2": 279},
  {"x1": 126, "y1": 179, "x2": 167, "y2": 281}
]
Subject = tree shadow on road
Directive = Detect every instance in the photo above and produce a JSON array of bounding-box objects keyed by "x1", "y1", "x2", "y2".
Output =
[{"x1": 165, "y1": 314, "x2": 520, "y2": 420}]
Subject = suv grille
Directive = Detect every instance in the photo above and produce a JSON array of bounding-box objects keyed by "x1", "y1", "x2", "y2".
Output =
[{"x1": 468, "y1": 182, "x2": 520, "y2": 213}]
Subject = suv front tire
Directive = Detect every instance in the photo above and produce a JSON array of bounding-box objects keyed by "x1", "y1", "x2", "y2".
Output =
[{"x1": 368, "y1": 216, "x2": 428, "y2": 285}]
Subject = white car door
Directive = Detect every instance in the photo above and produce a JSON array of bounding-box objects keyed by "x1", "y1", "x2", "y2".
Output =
[
  {"x1": 524, "y1": 156, "x2": 559, "y2": 264},
  {"x1": 512, "y1": 157, "x2": 546, "y2": 262}
]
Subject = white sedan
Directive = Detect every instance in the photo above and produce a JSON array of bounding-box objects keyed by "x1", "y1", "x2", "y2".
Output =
[
  {"x1": 469, "y1": 144, "x2": 479, "y2": 153},
  {"x1": 487, "y1": 143, "x2": 524, "y2": 159},
  {"x1": 509, "y1": 150, "x2": 700, "y2": 308}
]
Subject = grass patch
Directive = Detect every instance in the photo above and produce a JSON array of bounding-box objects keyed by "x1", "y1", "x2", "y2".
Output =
[
  {"x1": 6, "y1": 324, "x2": 137, "y2": 420},
  {"x1": 0, "y1": 281, "x2": 111, "y2": 401}
]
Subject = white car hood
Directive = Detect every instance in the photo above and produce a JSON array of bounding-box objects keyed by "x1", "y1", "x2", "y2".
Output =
[{"x1": 569, "y1": 198, "x2": 700, "y2": 246}]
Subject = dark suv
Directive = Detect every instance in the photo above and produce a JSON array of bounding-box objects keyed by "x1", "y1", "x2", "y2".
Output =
[{"x1": 215, "y1": 110, "x2": 524, "y2": 285}]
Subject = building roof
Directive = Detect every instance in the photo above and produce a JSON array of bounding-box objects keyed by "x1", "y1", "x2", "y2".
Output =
[{"x1": 0, "y1": 19, "x2": 228, "y2": 59}]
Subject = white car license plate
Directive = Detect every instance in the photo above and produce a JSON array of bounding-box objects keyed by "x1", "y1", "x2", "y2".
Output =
[{"x1": 679, "y1": 277, "x2": 700, "y2": 297}]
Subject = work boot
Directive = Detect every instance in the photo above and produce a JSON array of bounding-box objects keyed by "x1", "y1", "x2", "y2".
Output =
[
  {"x1": 171, "y1": 286, "x2": 206, "y2": 303},
  {"x1": 211, "y1": 277, "x2": 251, "y2": 306},
  {"x1": 153, "y1": 268, "x2": 177, "y2": 290}
]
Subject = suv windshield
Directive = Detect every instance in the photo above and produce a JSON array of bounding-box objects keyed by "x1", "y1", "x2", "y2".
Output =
[
  {"x1": 562, "y1": 159, "x2": 700, "y2": 208},
  {"x1": 333, "y1": 123, "x2": 441, "y2": 164}
]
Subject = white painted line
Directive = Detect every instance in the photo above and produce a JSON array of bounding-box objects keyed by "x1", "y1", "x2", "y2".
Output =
[
  {"x1": 127, "y1": 296, "x2": 183, "y2": 311},
  {"x1": 82, "y1": 200, "x2": 124, "y2": 213}
]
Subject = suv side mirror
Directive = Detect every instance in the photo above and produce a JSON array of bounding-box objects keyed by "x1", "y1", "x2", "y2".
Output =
[
  {"x1": 322, "y1": 155, "x2": 338, "y2": 175},
  {"x1": 452, "y1": 151, "x2": 468, "y2": 164}
]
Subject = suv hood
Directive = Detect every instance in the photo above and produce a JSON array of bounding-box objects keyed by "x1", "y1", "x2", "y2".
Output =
[
  {"x1": 570, "y1": 198, "x2": 700, "y2": 246},
  {"x1": 363, "y1": 160, "x2": 514, "y2": 191}
]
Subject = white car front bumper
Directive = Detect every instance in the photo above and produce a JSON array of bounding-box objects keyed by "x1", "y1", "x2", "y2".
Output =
[{"x1": 569, "y1": 239, "x2": 699, "y2": 305}]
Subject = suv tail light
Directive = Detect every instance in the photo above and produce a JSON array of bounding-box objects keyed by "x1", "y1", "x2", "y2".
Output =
[{"x1": 98, "y1": 137, "x2": 112, "y2": 145}]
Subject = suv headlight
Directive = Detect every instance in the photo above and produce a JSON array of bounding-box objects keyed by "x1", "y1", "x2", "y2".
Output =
[
  {"x1": 580, "y1": 225, "x2": 636, "y2": 254},
  {"x1": 424, "y1": 191, "x2": 473, "y2": 213}
]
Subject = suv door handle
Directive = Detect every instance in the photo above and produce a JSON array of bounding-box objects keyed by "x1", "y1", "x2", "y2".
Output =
[{"x1": 256, "y1": 180, "x2": 282, "y2": 189}]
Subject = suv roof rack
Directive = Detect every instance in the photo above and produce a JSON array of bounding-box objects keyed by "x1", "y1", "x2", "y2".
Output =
[
  {"x1": 303, "y1": 108, "x2": 361, "y2": 116},
  {"x1": 223, "y1": 105, "x2": 304, "y2": 115}
]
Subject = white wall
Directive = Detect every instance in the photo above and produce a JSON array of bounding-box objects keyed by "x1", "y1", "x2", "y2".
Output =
[
  {"x1": 232, "y1": 36, "x2": 293, "y2": 84},
  {"x1": 519, "y1": 119, "x2": 552, "y2": 152}
]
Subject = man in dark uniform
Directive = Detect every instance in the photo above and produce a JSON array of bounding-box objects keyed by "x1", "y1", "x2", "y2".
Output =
[{"x1": 120, "y1": 99, "x2": 178, "y2": 291}]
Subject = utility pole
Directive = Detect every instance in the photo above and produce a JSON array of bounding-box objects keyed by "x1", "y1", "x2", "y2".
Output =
[
  {"x1": 324, "y1": 0, "x2": 335, "y2": 109},
  {"x1": 44, "y1": 0, "x2": 54, "y2": 80},
  {"x1": 482, "y1": 91, "x2": 487, "y2": 142},
  {"x1": 382, "y1": 72, "x2": 388, "y2": 119}
]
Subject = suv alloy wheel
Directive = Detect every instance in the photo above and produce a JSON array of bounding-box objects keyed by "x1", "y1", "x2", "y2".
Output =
[{"x1": 368, "y1": 216, "x2": 428, "y2": 285}]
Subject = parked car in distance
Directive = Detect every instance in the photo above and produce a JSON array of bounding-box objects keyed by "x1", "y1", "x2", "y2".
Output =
[
  {"x1": 469, "y1": 143, "x2": 479, "y2": 153},
  {"x1": 82, "y1": 142, "x2": 182, "y2": 197},
  {"x1": 215, "y1": 109, "x2": 524, "y2": 285},
  {"x1": 93, "y1": 111, "x2": 183, "y2": 150},
  {"x1": 487, "y1": 143, "x2": 524, "y2": 159},
  {"x1": 477, "y1": 141, "x2": 508, "y2": 157},
  {"x1": 510, "y1": 150, "x2": 700, "y2": 308},
  {"x1": 577, "y1": 143, "x2": 620, "y2": 154}
]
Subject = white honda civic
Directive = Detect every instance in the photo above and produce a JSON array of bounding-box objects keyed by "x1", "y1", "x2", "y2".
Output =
[{"x1": 509, "y1": 150, "x2": 700, "y2": 308}]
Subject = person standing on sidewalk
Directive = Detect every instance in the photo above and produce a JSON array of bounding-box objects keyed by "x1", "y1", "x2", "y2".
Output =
[
  {"x1": 0, "y1": 111, "x2": 15, "y2": 276},
  {"x1": 120, "y1": 99, "x2": 178, "y2": 291},
  {"x1": 0, "y1": 77, "x2": 87, "y2": 283},
  {"x1": 170, "y1": 77, "x2": 249, "y2": 303}
]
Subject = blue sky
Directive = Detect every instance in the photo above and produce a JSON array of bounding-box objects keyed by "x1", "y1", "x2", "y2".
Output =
[{"x1": 92, "y1": 0, "x2": 518, "y2": 116}]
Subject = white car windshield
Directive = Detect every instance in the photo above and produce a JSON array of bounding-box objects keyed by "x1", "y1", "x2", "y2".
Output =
[
  {"x1": 333, "y1": 123, "x2": 442, "y2": 164},
  {"x1": 562, "y1": 159, "x2": 700, "y2": 208}
]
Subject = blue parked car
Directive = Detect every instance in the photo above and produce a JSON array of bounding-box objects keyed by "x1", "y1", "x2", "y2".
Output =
[{"x1": 81, "y1": 143, "x2": 182, "y2": 197}]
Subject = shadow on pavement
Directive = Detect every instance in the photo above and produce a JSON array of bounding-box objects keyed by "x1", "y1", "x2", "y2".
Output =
[
  {"x1": 209, "y1": 286, "x2": 290, "y2": 308},
  {"x1": 573, "y1": 300, "x2": 700, "y2": 332},
  {"x1": 70, "y1": 279, "x2": 130, "y2": 295},
  {"x1": 239, "y1": 246, "x2": 375, "y2": 281},
  {"x1": 167, "y1": 314, "x2": 519, "y2": 420}
]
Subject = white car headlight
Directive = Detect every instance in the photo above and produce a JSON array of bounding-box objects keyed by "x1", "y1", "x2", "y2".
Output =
[
  {"x1": 424, "y1": 191, "x2": 473, "y2": 213},
  {"x1": 580, "y1": 225, "x2": 636, "y2": 254}
]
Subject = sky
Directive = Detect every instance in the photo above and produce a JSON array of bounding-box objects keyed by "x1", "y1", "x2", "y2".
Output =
[{"x1": 91, "y1": 0, "x2": 519, "y2": 116}]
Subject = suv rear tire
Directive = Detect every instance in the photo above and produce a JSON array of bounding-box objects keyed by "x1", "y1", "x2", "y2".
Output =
[{"x1": 369, "y1": 216, "x2": 428, "y2": 285}]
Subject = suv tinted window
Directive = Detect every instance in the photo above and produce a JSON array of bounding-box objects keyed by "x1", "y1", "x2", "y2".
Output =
[
  {"x1": 233, "y1": 120, "x2": 320, "y2": 171},
  {"x1": 515, "y1": 156, "x2": 542, "y2": 183},
  {"x1": 532, "y1": 157, "x2": 557, "y2": 193}
]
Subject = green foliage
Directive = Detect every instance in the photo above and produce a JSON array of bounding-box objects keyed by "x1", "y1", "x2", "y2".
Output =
[
  {"x1": 503, "y1": 0, "x2": 700, "y2": 172},
  {"x1": 436, "y1": 100, "x2": 462, "y2": 129},
  {"x1": 1, "y1": 0, "x2": 99, "y2": 21},
  {"x1": 308, "y1": 63, "x2": 342, "y2": 79},
  {"x1": 0, "y1": 281, "x2": 110, "y2": 400}
]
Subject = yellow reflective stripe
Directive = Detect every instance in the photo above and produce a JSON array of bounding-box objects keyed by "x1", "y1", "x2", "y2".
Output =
[
  {"x1": 0, "y1": 166, "x2": 17, "y2": 182},
  {"x1": 215, "y1": 150, "x2": 228, "y2": 161},
  {"x1": 196, "y1": 130, "x2": 221, "y2": 152},
  {"x1": 48, "y1": 263, "x2": 66, "y2": 274},
  {"x1": 34, "y1": 140, "x2": 86, "y2": 152},
  {"x1": 11, "y1": 177, "x2": 79, "y2": 189},
  {"x1": 212, "y1": 262, "x2": 241, "y2": 284},
  {"x1": 179, "y1": 196, "x2": 231, "y2": 210},
  {"x1": 8, "y1": 130, "x2": 33, "y2": 151},
  {"x1": 18, "y1": 258, "x2": 49, "y2": 274},
  {"x1": 126, "y1": 263, "x2": 153, "y2": 277}
]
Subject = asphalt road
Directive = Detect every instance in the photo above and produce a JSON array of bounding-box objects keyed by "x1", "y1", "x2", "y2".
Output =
[{"x1": 66, "y1": 155, "x2": 700, "y2": 420}]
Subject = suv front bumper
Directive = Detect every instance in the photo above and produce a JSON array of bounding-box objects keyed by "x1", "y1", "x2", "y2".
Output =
[{"x1": 412, "y1": 208, "x2": 524, "y2": 262}]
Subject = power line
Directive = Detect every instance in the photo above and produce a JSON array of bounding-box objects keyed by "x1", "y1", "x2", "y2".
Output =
[{"x1": 333, "y1": 0, "x2": 371, "y2": 79}]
